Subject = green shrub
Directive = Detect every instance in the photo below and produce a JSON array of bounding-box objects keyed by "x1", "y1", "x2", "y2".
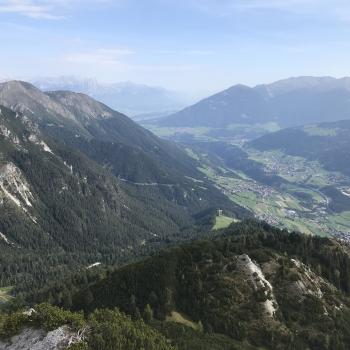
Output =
[
  {"x1": 0, "y1": 311, "x2": 30, "y2": 339},
  {"x1": 33, "y1": 303, "x2": 85, "y2": 331},
  {"x1": 87, "y1": 308, "x2": 174, "y2": 350}
]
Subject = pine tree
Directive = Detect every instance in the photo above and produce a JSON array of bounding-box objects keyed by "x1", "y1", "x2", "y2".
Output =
[
  {"x1": 143, "y1": 304, "x2": 153, "y2": 323},
  {"x1": 83, "y1": 289, "x2": 94, "y2": 306}
]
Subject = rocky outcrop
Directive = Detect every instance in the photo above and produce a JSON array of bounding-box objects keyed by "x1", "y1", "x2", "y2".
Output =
[
  {"x1": 288, "y1": 258, "x2": 326, "y2": 300},
  {"x1": 0, "y1": 326, "x2": 75, "y2": 350},
  {"x1": 0, "y1": 163, "x2": 34, "y2": 213},
  {"x1": 236, "y1": 254, "x2": 278, "y2": 318}
]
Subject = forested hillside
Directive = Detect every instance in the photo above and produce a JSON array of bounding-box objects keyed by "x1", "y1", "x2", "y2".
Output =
[
  {"x1": 2, "y1": 0, "x2": 350, "y2": 347},
  {"x1": 0, "y1": 82, "x2": 247, "y2": 297},
  {"x1": 0, "y1": 104, "x2": 198, "y2": 294},
  {"x1": 73, "y1": 221, "x2": 350, "y2": 349},
  {"x1": 2, "y1": 221, "x2": 350, "y2": 349}
]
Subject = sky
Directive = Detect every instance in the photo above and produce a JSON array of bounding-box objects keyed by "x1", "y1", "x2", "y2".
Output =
[{"x1": 0, "y1": 0, "x2": 350, "y2": 95}]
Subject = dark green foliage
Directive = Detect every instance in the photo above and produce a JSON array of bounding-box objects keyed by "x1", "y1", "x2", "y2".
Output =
[
  {"x1": 143, "y1": 304, "x2": 153, "y2": 323},
  {"x1": 0, "y1": 303, "x2": 84, "y2": 339},
  {"x1": 0, "y1": 103, "x2": 247, "y2": 296},
  {"x1": 320, "y1": 186, "x2": 350, "y2": 213},
  {"x1": 73, "y1": 220, "x2": 350, "y2": 350},
  {"x1": 33, "y1": 303, "x2": 85, "y2": 331},
  {"x1": 0, "y1": 310, "x2": 29, "y2": 339},
  {"x1": 0, "y1": 305, "x2": 174, "y2": 350},
  {"x1": 3, "y1": 221, "x2": 350, "y2": 349},
  {"x1": 86, "y1": 308, "x2": 173, "y2": 350},
  {"x1": 152, "y1": 320, "x2": 259, "y2": 350}
]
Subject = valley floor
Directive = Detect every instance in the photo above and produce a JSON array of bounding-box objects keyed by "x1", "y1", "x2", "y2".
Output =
[
  {"x1": 198, "y1": 148, "x2": 350, "y2": 238},
  {"x1": 144, "y1": 120, "x2": 350, "y2": 239}
]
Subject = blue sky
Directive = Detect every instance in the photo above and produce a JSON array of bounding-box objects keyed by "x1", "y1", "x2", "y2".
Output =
[{"x1": 0, "y1": 0, "x2": 350, "y2": 95}]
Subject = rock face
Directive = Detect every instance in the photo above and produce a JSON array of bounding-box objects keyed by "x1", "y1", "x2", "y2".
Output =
[
  {"x1": 0, "y1": 326, "x2": 75, "y2": 350},
  {"x1": 0, "y1": 163, "x2": 34, "y2": 213},
  {"x1": 288, "y1": 258, "x2": 326, "y2": 300},
  {"x1": 0, "y1": 81, "x2": 130, "y2": 137},
  {"x1": 236, "y1": 254, "x2": 278, "y2": 318},
  {"x1": 0, "y1": 81, "x2": 76, "y2": 123}
]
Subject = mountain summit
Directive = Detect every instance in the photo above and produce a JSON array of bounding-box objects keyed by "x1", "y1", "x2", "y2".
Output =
[{"x1": 157, "y1": 76, "x2": 350, "y2": 128}]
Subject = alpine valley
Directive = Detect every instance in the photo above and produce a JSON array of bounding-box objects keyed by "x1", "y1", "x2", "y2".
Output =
[
  {"x1": 0, "y1": 80, "x2": 246, "y2": 296},
  {"x1": 145, "y1": 77, "x2": 350, "y2": 238},
  {"x1": 1, "y1": 77, "x2": 350, "y2": 350}
]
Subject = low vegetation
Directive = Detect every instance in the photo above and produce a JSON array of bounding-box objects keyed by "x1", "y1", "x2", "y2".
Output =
[
  {"x1": 40, "y1": 220, "x2": 350, "y2": 350},
  {"x1": 212, "y1": 215, "x2": 236, "y2": 230},
  {"x1": 0, "y1": 304, "x2": 174, "y2": 350}
]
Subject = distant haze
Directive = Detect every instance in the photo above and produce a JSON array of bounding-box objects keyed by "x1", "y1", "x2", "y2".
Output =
[
  {"x1": 1, "y1": 1, "x2": 350, "y2": 92},
  {"x1": 28, "y1": 76, "x2": 195, "y2": 117},
  {"x1": 158, "y1": 76, "x2": 350, "y2": 128}
]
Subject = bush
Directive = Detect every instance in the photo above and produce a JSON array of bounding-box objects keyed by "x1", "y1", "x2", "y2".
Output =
[
  {"x1": 0, "y1": 303, "x2": 85, "y2": 340},
  {"x1": 0, "y1": 311, "x2": 30, "y2": 339},
  {"x1": 87, "y1": 308, "x2": 174, "y2": 350},
  {"x1": 33, "y1": 303, "x2": 85, "y2": 331}
]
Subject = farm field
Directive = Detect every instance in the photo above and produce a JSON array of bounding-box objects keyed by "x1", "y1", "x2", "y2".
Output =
[
  {"x1": 196, "y1": 148, "x2": 350, "y2": 238},
  {"x1": 143, "y1": 123, "x2": 281, "y2": 144},
  {"x1": 147, "y1": 122, "x2": 350, "y2": 240}
]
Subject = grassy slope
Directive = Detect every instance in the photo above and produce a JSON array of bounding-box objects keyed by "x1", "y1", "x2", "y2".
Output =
[
  {"x1": 212, "y1": 215, "x2": 236, "y2": 230},
  {"x1": 0, "y1": 287, "x2": 12, "y2": 303}
]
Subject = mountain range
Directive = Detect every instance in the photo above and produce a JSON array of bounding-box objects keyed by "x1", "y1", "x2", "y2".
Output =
[
  {"x1": 0, "y1": 80, "x2": 245, "y2": 294},
  {"x1": 136, "y1": 76, "x2": 350, "y2": 237},
  {"x1": 1, "y1": 76, "x2": 350, "y2": 349},
  {"x1": 156, "y1": 76, "x2": 350, "y2": 129},
  {"x1": 29, "y1": 76, "x2": 189, "y2": 117}
]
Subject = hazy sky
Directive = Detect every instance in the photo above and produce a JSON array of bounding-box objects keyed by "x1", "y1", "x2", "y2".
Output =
[{"x1": 1, "y1": 0, "x2": 350, "y2": 94}]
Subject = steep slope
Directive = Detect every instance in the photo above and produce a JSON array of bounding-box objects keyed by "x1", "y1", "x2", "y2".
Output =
[
  {"x1": 156, "y1": 84, "x2": 271, "y2": 128},
  {"x1": 156, "y1": 76, "x2": 350, "y2": 129},
  {"x1": 0, "y1": 104, "x2": 195, "y2": 257},
  {"x1": 0, "y1": 81, "x2": 78, "y2": 126},
  {"x1": 45, "y1": 90, "x2": 201, "y2": 182},
  {"x1": 0, "y1": 82, "x2": 214, "y2": 182},
  {"x1": 70, "y1": 221, "x2": 350, "y2": 350},
  {"x1": 0, "y1": 82, "x2": 247, "y2": 294},
  {"x1": 0, "y1": 81, "x2": 242, "y2": 212}
]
